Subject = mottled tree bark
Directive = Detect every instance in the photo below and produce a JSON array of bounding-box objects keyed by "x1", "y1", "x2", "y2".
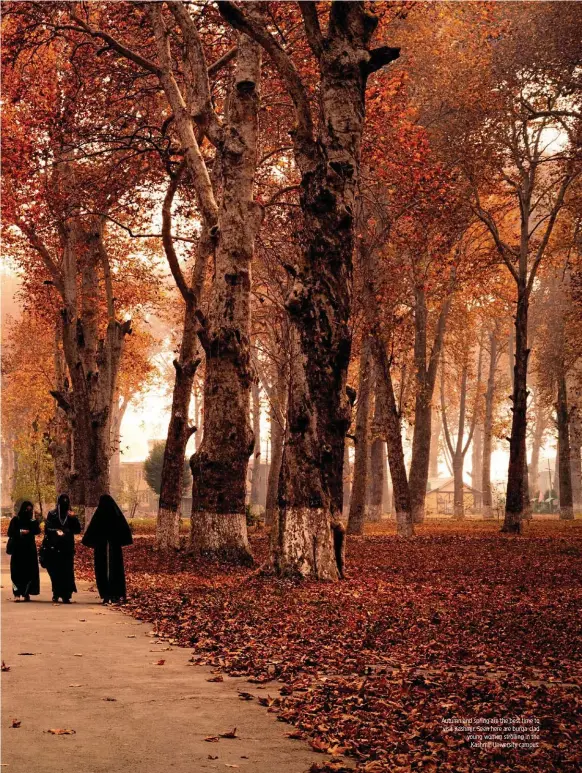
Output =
[
  {"x1": 189, "y1": 33, "x2": 262, "y2": 563},
  {"x1": 347, "y1": 338, "x2": 372, "y2": 535}
]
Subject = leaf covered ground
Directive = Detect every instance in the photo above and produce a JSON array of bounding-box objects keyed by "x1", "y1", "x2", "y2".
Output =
[{"x1": 76, "y1": 519, "x2": 582, "y2": 773}]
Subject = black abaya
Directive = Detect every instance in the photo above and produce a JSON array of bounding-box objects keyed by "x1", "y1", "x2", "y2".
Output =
[
  {"x1": 82, "y1": 494, "x2": 132, "y2": 602},
  {"x1": 7, "y1": 513, "x2": 41, "y2": 598},
  {"x1": 44, "y1": 508, "x2": 81, "y2": 602}
]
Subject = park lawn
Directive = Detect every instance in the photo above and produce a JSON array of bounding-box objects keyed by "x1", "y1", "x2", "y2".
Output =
[{"x1": 73, "y1": 520, "x2": 579, "y2": 772}]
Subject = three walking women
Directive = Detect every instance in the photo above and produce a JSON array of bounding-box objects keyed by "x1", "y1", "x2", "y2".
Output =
[{"x1": 7, "y1": 492, "x2": 131, "y2": 605}]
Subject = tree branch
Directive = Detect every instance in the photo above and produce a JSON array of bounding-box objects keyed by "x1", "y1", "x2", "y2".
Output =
[
  {"x1": 68, "y1": 12, "x2": 162, "y2": 76},
  {"x1": 299, "y1": 2, "x2": 323, "y2": 58},
  {"x1": 217, "y1": 1, "x2": 315, "y2": 151},
  {"x1": 15, "y1": 218, "x2": 64, "y2": 295},
  {"x1": 162, "y1": 159, "x2": 194, "y2": 303}
]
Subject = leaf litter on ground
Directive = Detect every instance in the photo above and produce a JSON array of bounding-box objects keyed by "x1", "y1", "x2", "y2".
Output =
[{"x1": 76, "y1": 520, "x2": 582, "y2": 772}]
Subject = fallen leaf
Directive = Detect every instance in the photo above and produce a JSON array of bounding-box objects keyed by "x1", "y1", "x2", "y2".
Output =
[
  {"x1": 153, "y1": 659, "x2": 165, "y2": 666},
  {"x1": 237, "y1": 691, "x2": 254, "y2": 701},
  {"x1": 103, "y1": 697, "x2": 117, "y2": 702},
  {"x1": 205, "y1": 736, "x2": 220, "y2": 743},
  {"x1": 126, "y1": 635, "x2": 136, "y2": 639},
  {"x1": 46, "y1": 729, "x2": 76, "y2": 735},
  {"x1": 10, "y1": 719, "x2": 21, "y2": 728},
  {"x1": 220, "y1": 728, "x2": 237, "y2": 739},
  {"x1": 17, "y1": 652, "x2": 36, "y2": 656},
  {"x1": 68, "y1": 684, "x2": 83, "y2": 688},
  {"x1": 206, "y1": 675, "x2": 224, "y2": 682},
  {"x1": 1, "y1": 662, "x2": 11, "y2": 672},
  {"x1": 73, "y1": 654, "x2": 83, "y2": 657},
  {"x1": 207, "y1": 755, "x2": 218, "y2": 760},
  {"x1": 286, "y1": 729, "x2": 305, "y2": 740},
  {"x1": 224, "y1": 766, "x2": 239, "y2": 769}
]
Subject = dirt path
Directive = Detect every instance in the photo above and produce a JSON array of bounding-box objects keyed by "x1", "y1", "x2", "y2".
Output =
[{"x1": 1, "y1": 562, "x2": 328, "y2": 773}]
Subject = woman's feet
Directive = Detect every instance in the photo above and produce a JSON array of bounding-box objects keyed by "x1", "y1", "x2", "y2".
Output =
[
  {"x1": 23, "y1": 595, "x2": 31, "y2": 602},
  {"x1": 102, "y1": 598, "x2": 110, "y2": 605},
  {"x1": 52, "y1": 596, "x2": 59, "y2": 603},
  {"x1": 61, "y1": 598, "x2": 71, "y2": 604}
]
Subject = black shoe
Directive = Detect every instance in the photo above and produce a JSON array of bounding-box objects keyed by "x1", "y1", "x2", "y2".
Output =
[
  {"x1": 23, "y1": 595, "x2": 31, "y2": 602},
  {"x1": 102, "y1": 598, "x2": 110, "y2": 605},
  {"x1": 52, "y1": 596, "x2": 59, "y2": 603},
  {"x1": 61, "y1": 598, "x2": 71, "y2": 604}
]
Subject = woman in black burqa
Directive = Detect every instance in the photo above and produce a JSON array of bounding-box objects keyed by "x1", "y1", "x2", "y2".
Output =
[
  {"x1": 7, "y1": 501, "x2": 41, "y2": 601},
  {"x1": 82, "y1": 494, "x2": 133, "y2": 604},
  {"x1": 44, "y1": 493, "x2": 82, "y2": 603}
]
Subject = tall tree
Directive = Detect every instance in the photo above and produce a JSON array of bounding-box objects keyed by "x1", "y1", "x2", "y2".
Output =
[{"x1": 220, "y1": 1, "x2": 400, "y2": 577}]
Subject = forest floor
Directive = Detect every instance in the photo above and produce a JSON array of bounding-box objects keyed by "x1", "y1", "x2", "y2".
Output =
[{"x1": 69, "y1": 518, "x2": 582, "y2": 773}]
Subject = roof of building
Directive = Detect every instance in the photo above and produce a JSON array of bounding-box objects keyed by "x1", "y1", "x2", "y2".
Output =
[{"x1": 427, "y1": 477, "x2": 482, "y2": 495}]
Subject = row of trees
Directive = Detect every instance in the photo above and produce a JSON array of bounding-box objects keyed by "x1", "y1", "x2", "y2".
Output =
[{"x1": 2, "y1": 2, "x2": 581, "y2": 580}]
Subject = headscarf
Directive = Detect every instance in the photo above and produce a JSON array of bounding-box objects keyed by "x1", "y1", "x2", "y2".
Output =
[
  {"x1": 82, "y1": 494, "x2": 133, "y2": 548},
  {"x1": 17, "y1": 501, "x2": 34, "y2": 521},
  {"x1": 56, "y1": 493, "x2": 71, "y2": 524}
]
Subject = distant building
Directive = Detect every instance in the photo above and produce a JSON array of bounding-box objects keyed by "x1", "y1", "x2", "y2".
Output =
[{"x1": 425, "y1": 477, "x2": 482, "y2": 516}]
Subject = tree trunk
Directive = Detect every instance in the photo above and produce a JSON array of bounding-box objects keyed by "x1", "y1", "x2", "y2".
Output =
[
  {"x1": 429, "y1": 406, "x2": 440, "y2": 479},
  {"x1": 530, "y1": 395, "x2": 546, "y2": 495},
  {"x1": 156, "y1": 305, "x2": 200, "y2": 551},
  {"x1": 453, "y1": 459, "x2": 465, "y2": 519},
  {"x1": 47, "y1": 320, "x2": 73, "y2": 496},
  {"x1": 409, "y1": 282, "x2": 451, "y2": 524},
  {"x1": 218, "y1": 3, "x2": 400, "y2": 578},
  {"x1": 55, "y1": 216, "x2": 130, "y2": 516},
  {"x1": 471, "y1": 424, "x2": 483, "y2": 511},
  {"x1": 347, "y1": 338, "x2": 372, "y2": 535},
  {"x1": 503, "y1": 286, "x2": 529, "y2": 533},
  {"x1": 265, "y1": 361, "x2": 287, "y2": 529},
  {"x1": 367, "y1": 373, "x2": 385, "y2": 523},
  {"x1": 554, "y1": 438, "x2": 560, "y2": 504},
  {"x1": 342, "y1": 442, "x2": 352, "y2": 517},
  {"x1": 373, "y1": 345, "x2": 413, "y2": 537},
  {"x1": 482, "y1": 331, "x2": 497, "y2": 519},
  {"x1": 557, "y1": 371, "x2": 574, "y2": 520},
  {"x1": 569, "y1": 408, "x2": 582, "y2": 511},
  {"x1": 250, "y1": 381, "x2": 262, "y2": 507},
  {"x1": 189, "y1": 35, "x2": 261, "y2": 564},
  {"x1": 522, "y1": 459, "x2": 533, "y2": 520}
]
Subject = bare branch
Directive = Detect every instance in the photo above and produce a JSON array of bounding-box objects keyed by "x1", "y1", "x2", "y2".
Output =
[
  {"x1": 68, "y1": 12, "x2": 162, "y2": 76},
  {"x1": 217, "y1": 1, "x2": 315, "y2": 151}
]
